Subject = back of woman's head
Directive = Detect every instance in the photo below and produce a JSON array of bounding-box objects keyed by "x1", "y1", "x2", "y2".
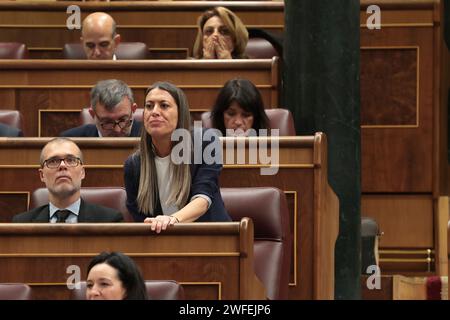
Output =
[
  {"x1": 211, "y1": 78, "x2": 269, "y2": 134},
  {"x1": 87, "y1": 251, "x2": 148, "y2": 300},
  {"x1": 193, "y1": 6, "x2": 248, "y2": 59}
]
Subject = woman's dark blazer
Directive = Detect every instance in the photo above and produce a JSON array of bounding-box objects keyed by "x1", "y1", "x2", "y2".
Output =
[{"x1": 124, "y1": 129, "x2": 231, "y2": 222}]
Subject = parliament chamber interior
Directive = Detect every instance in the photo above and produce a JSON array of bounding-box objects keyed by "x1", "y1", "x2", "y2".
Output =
[{"x1": 0, "y1": 0, "x2": 448, "y2": 301}]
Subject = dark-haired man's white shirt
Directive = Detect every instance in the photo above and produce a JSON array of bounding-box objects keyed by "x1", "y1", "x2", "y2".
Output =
[{"x1": 49, "y1": 198, "x2": 81, "y2": 223}]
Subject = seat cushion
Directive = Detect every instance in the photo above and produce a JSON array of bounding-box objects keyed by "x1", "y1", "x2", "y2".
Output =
[
  {"x1": 0, "y1": 110, "x2": 23, "y2": 130},
  {"x1": 0, "y1": 284, "x2": 32, "y2": 300},
  {"x1": 0, "y1": 42, "x2": 28, "y2": 59},
  {"x1": 221, "y1": 187, "x2": 291, "y2": 299},
  {"x1": 245, "y1": 37, "x2": 278, "y2": 59}
]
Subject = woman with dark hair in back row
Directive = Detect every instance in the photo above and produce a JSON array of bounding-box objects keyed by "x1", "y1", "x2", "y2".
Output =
[{"x1": 211, "y1": 78, "x2": 269, "y2": 136}]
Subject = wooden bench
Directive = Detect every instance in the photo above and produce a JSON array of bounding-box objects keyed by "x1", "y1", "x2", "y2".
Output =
[
  {"x1": 0, "y1": 133, "x2": 339, "y2": 299},
  {"x1": 0, "y1": 58, "x2": 279, "y2": 136},
  {"x1": 0, "y1": 219, "x2": 266, "y2": 300}
]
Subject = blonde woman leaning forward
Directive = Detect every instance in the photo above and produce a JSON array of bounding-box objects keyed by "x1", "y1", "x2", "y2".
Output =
[{"x1": 124, "y1": 81, "x2": 231, "y2": 233}]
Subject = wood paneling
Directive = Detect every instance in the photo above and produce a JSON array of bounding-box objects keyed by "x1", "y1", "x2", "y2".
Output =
[
  {"x1": 359, "y1": 0, "x2": 448, "y2": 275},
  {"x1": 40, "y1": 110, "x2": 80, "y2": 137},
  {"x1": 0, "y1": 220, "x2": 266, "y2": 300},
  {"x1": 361, "y1": 275, "x2": 428, "y2": 300},
  {"x1": 0, "y1": 192, "x2": 28, "y2": 223},
  {"x1": 0, "y1": 59, "x2": 278, "y2": 136},
  {"x1": 0, "y1": 134, "x2": 339, "y2": 300},
  {"x1": 361, "y1": 195, "x2": 434, "y2": 248},
  {"x1": 361, "y1": 48, "x2": 417, "y2": 126},
  {"x1": 361, "y1": 26, "x2": 434, "y2": 193}
]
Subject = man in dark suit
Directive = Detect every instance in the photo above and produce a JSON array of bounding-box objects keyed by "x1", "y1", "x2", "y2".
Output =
[
  {"x1": 0, "y1": 123, "x2": 23, "y2": 137},
  {"x1": 12, "y1": 138, "x2": 123, "y2": 223},
  {"x1": 60, "y1": 79, "x2": 142, "y2": 137}
]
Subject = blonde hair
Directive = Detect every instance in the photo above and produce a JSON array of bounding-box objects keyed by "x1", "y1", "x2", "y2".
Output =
[
  {"x1": 193, "y1": 6, "x2": 249, "y2": 59},
  {"x1": 136, "y1": 82, "x2": 192, "y2": 215}
]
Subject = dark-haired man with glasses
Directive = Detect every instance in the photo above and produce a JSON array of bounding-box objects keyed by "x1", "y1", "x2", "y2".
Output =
[
  {"x1": 12, "y1": 138, "x2": 123, "y2": 223},
  {"x1": 61, "y1": 79, "x2": 142, "y2": 137}
]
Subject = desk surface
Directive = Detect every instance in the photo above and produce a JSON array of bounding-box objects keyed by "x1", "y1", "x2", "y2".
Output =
[{"x1": 0, "y1": 219, "x2": 266, "y2": 300}]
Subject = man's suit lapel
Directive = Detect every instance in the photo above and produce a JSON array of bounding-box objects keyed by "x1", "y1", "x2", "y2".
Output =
[
  {"x1": 78, "y1": 198, "x2": 88, "y2": 222},
  {"x1": 88, "y1": 125, "x2": 100, "y2": 137},
  {"x1": 131, "y1": 121, "x2": 142, "y2": 137},
  {"x1": 33, "y1": 205, "x2": 51, "y2": 222}
]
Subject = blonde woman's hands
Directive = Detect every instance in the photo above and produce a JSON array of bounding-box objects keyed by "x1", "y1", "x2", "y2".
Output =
[
  {"x1": 202, "y1": 36, "x2": 217, "y2": 59},
  {"x1": 144, "y1": 215, "x2": 179, "y2": 234},
  {"x1": 215, "y1": 35, "x2": 233, "y2": 59},
  {"x1": 203, "y1": 35, "x2": 232, "y2": 59}
]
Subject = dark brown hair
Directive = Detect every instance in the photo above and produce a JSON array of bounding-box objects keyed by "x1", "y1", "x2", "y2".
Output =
[{"x1": 211, "y1": 78, "x2": 269, "y2": 135}]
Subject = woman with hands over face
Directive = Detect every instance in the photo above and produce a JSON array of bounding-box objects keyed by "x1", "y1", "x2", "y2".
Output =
[
  {"x1": 210, "y1": 78, "x2": 269, "y2": 137},
  {"x1": 193, "y1": 7, "x2": 248, "y2": 59},
  {"x1": 124, "y1": 81, "x2": 231, "y2": 233}
]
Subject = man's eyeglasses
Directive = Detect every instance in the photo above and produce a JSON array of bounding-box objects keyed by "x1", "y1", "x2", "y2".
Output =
[
  {"x1": 93, "y1": 110, "x2": 133, "y2": 130},
  {"x1": 42, "y1": 156, "x2": 82, "y2": 169}
]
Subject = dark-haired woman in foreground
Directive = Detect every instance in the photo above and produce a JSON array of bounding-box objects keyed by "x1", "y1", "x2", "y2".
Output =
[{"x1": 86, "y1": 251, "x2": 148, "y2": 300}]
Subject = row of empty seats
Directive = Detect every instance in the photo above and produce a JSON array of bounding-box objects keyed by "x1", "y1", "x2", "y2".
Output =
[
  {"x1": 0, "y1": 38, "x2": 278, "y2": 59},
  {"x1": 0, "y1": 281, "x2": 184, "y2": 300}
]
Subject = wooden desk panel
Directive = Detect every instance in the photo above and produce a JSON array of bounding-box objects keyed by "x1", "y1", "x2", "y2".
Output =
[
  {"x1": 0, "y1": 59, "x2": 279, "y2": 136},
  {"x1": 0, "y1": 220, "x2": 266, "y2": 300},
  {"x1": 0, "y1": 134, "x2": 339, "y2": 300},
  {"x1": 359, "y1": 0, "x2": 448, "y2": 276},
  {"x1": 361, "y1": 275, "x2": 428, "y2": 300}
]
